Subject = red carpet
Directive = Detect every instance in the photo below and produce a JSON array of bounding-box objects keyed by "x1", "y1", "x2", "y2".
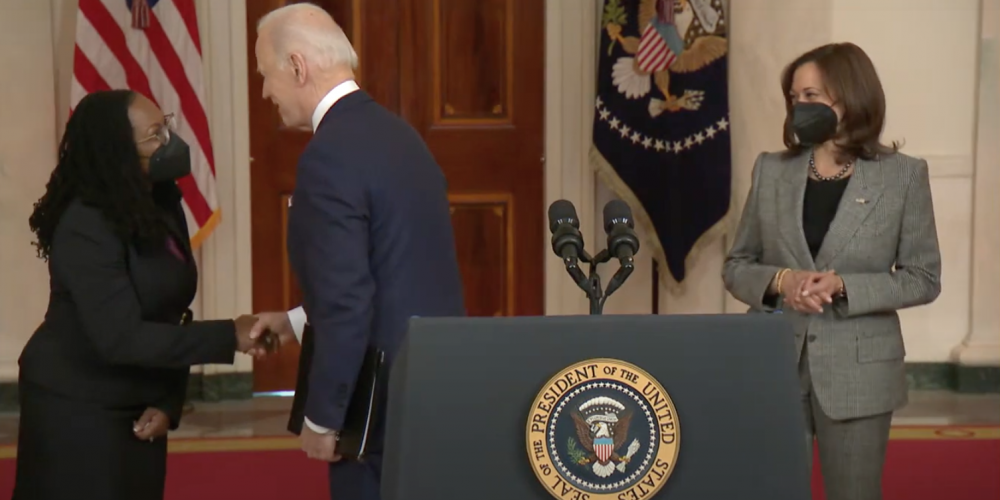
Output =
[
  {"x1": 1, "y1": 427, "x2": 997, "y2": 499},
  {"x1": 811, "y1": 427, "x2": 1000, "y2": 500}
]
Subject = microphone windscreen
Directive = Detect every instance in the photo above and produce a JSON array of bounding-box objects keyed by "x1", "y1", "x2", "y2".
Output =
[
  {"x1": 548, "y1": 199, "x2": 579, "y2": 232},
  {"x1": 602, "y1": 199, "x2": 634, "y2": 232}
]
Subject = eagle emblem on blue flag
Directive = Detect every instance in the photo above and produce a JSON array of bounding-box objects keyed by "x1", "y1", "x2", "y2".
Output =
[{"x1": 593, "y1": 0, "x2": 731, "y2": 288}]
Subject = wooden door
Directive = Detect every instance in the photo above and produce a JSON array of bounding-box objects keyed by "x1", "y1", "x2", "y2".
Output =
[{"x1": 248, "y1": 0, "x2": 544, "y2": 392}]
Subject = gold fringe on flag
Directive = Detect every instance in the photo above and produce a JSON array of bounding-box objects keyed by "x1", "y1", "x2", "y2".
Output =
[{"x1": 590, "y1": 145, "x2": 734, "y2": 296}]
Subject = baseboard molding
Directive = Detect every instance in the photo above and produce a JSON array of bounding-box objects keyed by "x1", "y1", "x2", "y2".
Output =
[
  {"x1": 0, "y1": 365, "x2": 994, "y2": 412},
  {"x1": 0, "y1": 372, "x2": 254, "y2": 411},
  {"x1": 906, "y1": 363, "x2": 1000, "y2": 393},
  {"x1": 186, "y1": 372, "x2": 254, "y2": 402},
  {"x1": 0, "y1": 382, "x2": 15, "y2": 412}
]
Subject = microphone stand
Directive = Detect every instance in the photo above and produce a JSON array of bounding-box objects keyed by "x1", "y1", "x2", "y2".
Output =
[{"x1": 575, "y1": 249, "x2": 612, "y2": 315}]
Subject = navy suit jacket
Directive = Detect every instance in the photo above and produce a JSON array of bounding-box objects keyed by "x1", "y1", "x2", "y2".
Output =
[{"x1": 286, "y1": 90, "x2": 465, "y2": 432}]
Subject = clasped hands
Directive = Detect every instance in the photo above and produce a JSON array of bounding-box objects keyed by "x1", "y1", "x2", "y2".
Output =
[
  {"x1": 233, "y1": 312, "x2": 299, "y2": 358},
  {"x1": 779, "y1": 269, "x2": 844, "y2": 314}
]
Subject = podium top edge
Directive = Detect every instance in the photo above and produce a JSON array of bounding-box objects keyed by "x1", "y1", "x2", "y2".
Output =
[{"x1": 406, "y1": 314, "x2": 786, "y2": 326}]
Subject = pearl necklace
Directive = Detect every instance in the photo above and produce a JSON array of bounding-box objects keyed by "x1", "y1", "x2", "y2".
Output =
[{"x1": 809, "y1": 151, "x2": 851, "y2": 181}]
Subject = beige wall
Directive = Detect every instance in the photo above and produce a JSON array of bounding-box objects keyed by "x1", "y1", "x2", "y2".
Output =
[
  {"x1": 0, "y1": 0, "x2": 58, "y2": 380},
  {"x1": 965, "y1": 0, "x2": 1000, "y2": 364},
  {"x1": 0, "y1": 0, "x2": 996, "y2": 381}
]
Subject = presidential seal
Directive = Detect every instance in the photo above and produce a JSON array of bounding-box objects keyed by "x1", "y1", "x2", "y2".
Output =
[{"x1": 526, "y1": 359, "x2": 680, "y2": 500}]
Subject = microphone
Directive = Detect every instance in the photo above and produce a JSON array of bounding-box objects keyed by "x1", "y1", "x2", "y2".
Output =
[
  {"x1": 548, "y1": 200, "x2": 589, "y2": 291},
  {"x1": 602, "y1": 200, "x2": 640, "y2": 297}
]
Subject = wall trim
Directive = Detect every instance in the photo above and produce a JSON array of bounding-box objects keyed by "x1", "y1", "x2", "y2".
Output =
[
  {"x1": 0, "y1": 372, "x2": 255, "y2": 412},
  {"x1": 1, "y1": 364, "x2": 993, "y2": 412},
  {"x1": 186, "y1": 372, "x2": 254, "y2": 402},
  {"x1": 196, "y1": 0, "x2": 254, "y2": 377},
  {"x1": 915, "y1": 153, "x2": 974, "y2": 178},
  {"x1": 906, "y1": 362, "x2": 1000, "y2": 393},
  {"x1": 543, "y1": 0, "x2": 599, "y2": 316}
]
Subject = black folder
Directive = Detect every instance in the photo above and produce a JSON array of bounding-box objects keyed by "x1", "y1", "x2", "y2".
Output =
[{"x1": 287, "y1": 324, "x2": 388, "y2": 461}]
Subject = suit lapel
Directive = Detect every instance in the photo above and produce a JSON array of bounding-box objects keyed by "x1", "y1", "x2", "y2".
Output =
[
  {"x1": 776, "y1": 153, "x2": 815, "y2": 270},
  {"x1": 813, "y1": 157, "x2": 884, "y2": 270}
]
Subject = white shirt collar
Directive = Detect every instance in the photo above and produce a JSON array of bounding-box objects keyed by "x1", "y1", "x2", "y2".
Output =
[{"x1": 311, "y1": 80, "x2": 361, "y2": 132}]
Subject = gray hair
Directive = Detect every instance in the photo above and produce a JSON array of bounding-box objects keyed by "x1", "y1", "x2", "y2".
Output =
[{"x1": 257, "y1": 3, "x2": 358, "y2": 71}]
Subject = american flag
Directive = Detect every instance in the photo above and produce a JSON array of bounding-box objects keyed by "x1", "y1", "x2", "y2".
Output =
[
  {"x1": 636, "y1": 0, "x2": 677, "y2": 74},
  {"x1": 71, "y1": 0, "x2": 220, "y2": 247}
]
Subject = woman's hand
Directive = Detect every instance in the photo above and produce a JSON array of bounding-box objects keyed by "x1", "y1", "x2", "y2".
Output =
[
  {"x1": 781, "y1": 270, "x2": 833, "y2": 314},
  {"x1": 133, "y1": 407, "x2": 170, "y2": 442},
  {"x1": 801, "y1": 272, "x2": 844, "y2": 304}
]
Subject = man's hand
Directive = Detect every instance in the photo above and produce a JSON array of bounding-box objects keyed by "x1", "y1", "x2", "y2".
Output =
[
  {"x1": 301, "y1": 424, "x2": 341, "y2": 462},
  {"x1": 133, "y1": 407, "x2": 170, "y2": 442},
  {"x1": 249, "y1": 312, "x2": 299, "y2": 351},
  {"x1": 235, "y1": 315, "x2": 277, "y2": 358}
]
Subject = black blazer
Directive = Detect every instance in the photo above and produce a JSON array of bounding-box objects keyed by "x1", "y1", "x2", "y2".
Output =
[{"x1": 18, "y1": 187, "x2": 237, "y2": 429}]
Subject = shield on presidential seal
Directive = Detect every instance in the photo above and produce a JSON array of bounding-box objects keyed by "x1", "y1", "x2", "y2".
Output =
[{"x1": 594, "y1": 437, "x2": 615, "y2": 463}]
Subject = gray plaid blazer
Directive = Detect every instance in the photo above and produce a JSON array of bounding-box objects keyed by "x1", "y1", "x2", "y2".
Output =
[{"x1": 723, "y1": 150, "x2": 942, "y2": 420}]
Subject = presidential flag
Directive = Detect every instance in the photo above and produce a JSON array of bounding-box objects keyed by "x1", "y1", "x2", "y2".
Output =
[
  {"x1": 71, "y1": 0, "x2": 220, "y2": 247},
  {"x1": 592, "y1": 0, "x2": 731, "y2": 288}
]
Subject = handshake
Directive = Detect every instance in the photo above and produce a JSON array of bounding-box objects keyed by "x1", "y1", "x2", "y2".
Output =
[{"x1": 232, "y1": 312, "x2": 298, "y2": 358}]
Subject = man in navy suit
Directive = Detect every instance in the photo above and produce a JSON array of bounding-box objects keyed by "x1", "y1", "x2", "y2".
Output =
[{"x1": 250, "y1": 4, "x2": 465, "y2": 498}]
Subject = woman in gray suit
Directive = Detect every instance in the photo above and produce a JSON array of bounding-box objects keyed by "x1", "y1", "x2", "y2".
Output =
[{"x1": 723, "y1": 42, "x2": 941, "y2": 500}]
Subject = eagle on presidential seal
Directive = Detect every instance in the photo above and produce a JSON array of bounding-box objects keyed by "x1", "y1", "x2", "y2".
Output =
[
  {"x1": 567, "y1": 396, "x2": 642, "y2": 478},
  {"x1": 602, "y1": 0, "x2": 727, "y2": 116}
]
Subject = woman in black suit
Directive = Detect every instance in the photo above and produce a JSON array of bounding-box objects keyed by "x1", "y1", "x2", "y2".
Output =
[{"x1": 13, "y1": 90, "x2": 268, "y2": 500}]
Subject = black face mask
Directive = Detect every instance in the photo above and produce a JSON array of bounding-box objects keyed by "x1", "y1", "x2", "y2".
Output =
[
  {"x1": 147, "y1": 134, "x2": 192, "y2": 183},
  {"x1": 791, "y1": 102, "x2": 839, "y2": 146}
]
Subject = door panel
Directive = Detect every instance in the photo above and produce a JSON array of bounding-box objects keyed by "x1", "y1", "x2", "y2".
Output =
[
  {"x1": 433, "y1": 0, "x2": 512, "y2": 123},
  {"x1": 248, "y1": 0, "x2": 543, "y2": 392},
  {"x1": 400, "y1": 0, "x2": 545, "y2": 318}
]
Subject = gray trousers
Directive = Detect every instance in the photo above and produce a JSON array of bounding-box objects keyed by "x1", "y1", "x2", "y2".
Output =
[{"x1": 799, "y1": 345, "x2": 893, "y2": 500}]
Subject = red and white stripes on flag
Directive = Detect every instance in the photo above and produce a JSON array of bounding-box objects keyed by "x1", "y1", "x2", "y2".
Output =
[
  {"x1": 71, "y1": 0, "x2": 220, "y2": 247},
  {"x1": 636, "y1": 0, "x2": 677, "y2": 74},
  {"x1": 636, "y1": 23, "x2": 676, "y2": 74}
]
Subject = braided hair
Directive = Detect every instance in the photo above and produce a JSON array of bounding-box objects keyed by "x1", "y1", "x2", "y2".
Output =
[{"x1": 29, "y1": 90, "x2": 170, "y2": 261}]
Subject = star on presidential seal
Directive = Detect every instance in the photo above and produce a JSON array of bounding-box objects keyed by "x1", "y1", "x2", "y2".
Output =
[{"x1": 526, "y1": 359, "x2": 681, "y2": 500}]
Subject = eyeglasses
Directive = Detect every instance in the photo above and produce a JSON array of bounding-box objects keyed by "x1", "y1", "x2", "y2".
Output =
[{"x1": 137, "y1": 113, "x2": 176, "y2": 145}]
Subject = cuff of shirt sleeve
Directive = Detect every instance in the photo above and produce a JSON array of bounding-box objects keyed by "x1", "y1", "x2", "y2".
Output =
[
  {"x1": 304, "y1": 417, "x2": 338, "y2": 435},
  {"x1": 287, "y1": 306, "x2": 307, "y2": 344}
]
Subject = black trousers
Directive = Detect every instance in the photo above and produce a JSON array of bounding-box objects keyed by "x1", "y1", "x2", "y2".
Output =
[
  {"x1": 329, "y1": 454, "x2": 383, "y2": 500},
  {"x1": 13, "y1": 380, "x2": 168, "y2": 500}
]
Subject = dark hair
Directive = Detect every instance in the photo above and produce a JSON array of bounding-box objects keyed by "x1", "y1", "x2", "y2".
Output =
[
  {"x1": 29, "y1": 90, "x2": 170, "y2": 261},
  {"x1": 781, "y1": 42, "x2": 900, "y2": 162}
]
